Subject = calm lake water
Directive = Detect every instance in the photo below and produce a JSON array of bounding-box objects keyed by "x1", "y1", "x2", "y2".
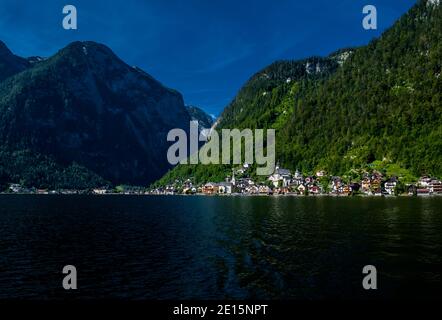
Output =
[{"x1": 0, "y1": 195, "x2": 441, "y2": 300}]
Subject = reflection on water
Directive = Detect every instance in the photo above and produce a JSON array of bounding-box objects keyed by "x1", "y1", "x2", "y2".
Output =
[{"x1": 0, "y1": 195, "x2": 441, "y2": 299}]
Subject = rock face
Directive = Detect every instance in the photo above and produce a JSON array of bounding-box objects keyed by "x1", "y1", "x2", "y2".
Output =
[
  {"x1": 186, "y1": 105, "x2": 214, "y2": 129},
  {"x1": 0, "y1": 41, "x2": 191, "y2": 185},
  {"x1": 0, "y1": 41, "x2": 30, "y2": 82}
]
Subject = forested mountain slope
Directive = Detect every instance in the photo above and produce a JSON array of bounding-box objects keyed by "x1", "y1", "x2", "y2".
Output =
[{"x1": 156, "y1": 0, "x2": 441, "y2": 185}]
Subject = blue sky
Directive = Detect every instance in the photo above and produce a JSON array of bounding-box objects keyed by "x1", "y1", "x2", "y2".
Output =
[{"x1": 0, "y1": 0, "x2": 417, "y2": 116}]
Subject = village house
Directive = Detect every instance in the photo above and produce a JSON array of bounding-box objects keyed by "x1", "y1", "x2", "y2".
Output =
[
  {"x1": 246, "y1": 185, "x2": 259, "y2": 194},
  {"x1": 371, "y1": 179, "x2": 382, "y2": 196},
  {"x1": 151, "y1": 187, "x2": 164, "y2": 195},
  {"x1": 308, "y1": 185, "x2": 320, "y2": 195},
  {"x1": 60, "y1": 189, "x2": 78, "y2": 195},
  {"x1": 93, "y1": 188, "x2": 107, "y2": 195},
  {"x1": 289, "y1": 171, "x2": 304, "y2": 190},
  {"x1": 342, "y1": 185, "x2": 352, "y2": 195},
  {"x1": 258, "y1": 185, "x2": 272, "y2": 194},
  {"x1": 235, "y1": 178, "x2": 255, "y2": 193},
  {"x1": 202, "y1": 182, "x2": 218, "y2": 195},
  {"x1": 273, "y1": 186, "x2": 288, "y2": 195},
  {"x1": 361, "y1": 178, "x2": 371, "y2": 194},
  {"x1": 268, "y1": 166, "x2": 292, "y2": 188},
  {"x1": 418, "y1": 176, "x2": 432, "y2": 188},
  {"x1": 384, "y1": 177, "x2": 398, "y2": 195},
  {"x1": 330, "y1": 177, "x2": 342, "y2": 194},
  {"x1": 429, "y1": 179, "x2": 442, "y2": 194},
  {"x1": 165, "y1": 185, "x2": 178, "y2": 195},
  {"x1": 9, "y1": 184, "x2": 23, "y2": 193},
  {"x1": 297, "y1": 184, "x2": 306, "y2": 194},
  {"x1": 217, "y1": 182, "x2": 233, "y2": 194},
  {"x1": 182, "y1": 186, "x2": 197, "y2": 194}
]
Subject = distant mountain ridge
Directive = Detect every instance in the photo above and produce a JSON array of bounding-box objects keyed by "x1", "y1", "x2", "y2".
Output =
[
  {"x1": 0, "y1": 41, "x2": 191, "y2": 188},
  {"x1": 186, "y1": 105, "x2": 214, "y2": 129}
]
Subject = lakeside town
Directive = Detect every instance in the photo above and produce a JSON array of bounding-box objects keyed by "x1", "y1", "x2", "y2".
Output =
[
  {"x1": 150, "y1": 163, "x2": 442, "y2": 197},
  {"x1": 2, "y1": 163, "x2": 441, "y2": 197}
]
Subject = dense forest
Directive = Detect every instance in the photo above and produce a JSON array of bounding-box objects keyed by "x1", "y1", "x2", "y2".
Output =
[
  {"x1": 0, "y1": 148, "x2": 108, "y2": 190},
  {"x1": 155, "y1": 0, "x2": 441, "y2": 186}
]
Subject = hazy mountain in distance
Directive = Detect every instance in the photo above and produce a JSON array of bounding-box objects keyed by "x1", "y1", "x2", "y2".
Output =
[{"x1": 186, "y1": 105, "x2": 215, "y2": 129}]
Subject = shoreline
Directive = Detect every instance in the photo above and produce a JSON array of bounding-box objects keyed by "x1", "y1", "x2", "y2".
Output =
[{"x1": 1, "y1": 192, "x2": 441, "y2": 198}]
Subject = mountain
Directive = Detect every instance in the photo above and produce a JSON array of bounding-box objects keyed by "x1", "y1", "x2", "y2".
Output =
[
  {"x1": 155, "y1": 55, "x2": 344, "y2": 184},
  {"x1": 155, "y1": 0, "x2": 441, "y2": 185},
  {"x1": 279, "y1": 0, "x2": 441, "y2": 177},
  {"x1": 0, "y1": 41, "x2": 191, "y2": 188},
  {"x1": 216, "y1": 56, "x2": 342, "y2": 130},
  {"x1": 0, "y1": 41, "x2": 30, "y2": 82},
  {"x1": 186, "y1": 105, "x2": 214, "y2": 129}
]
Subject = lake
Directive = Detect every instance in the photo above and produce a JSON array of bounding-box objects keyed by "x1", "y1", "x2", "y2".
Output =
[{"x1": 0, "y1": 195, "x2": 440, "y2": 299}]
